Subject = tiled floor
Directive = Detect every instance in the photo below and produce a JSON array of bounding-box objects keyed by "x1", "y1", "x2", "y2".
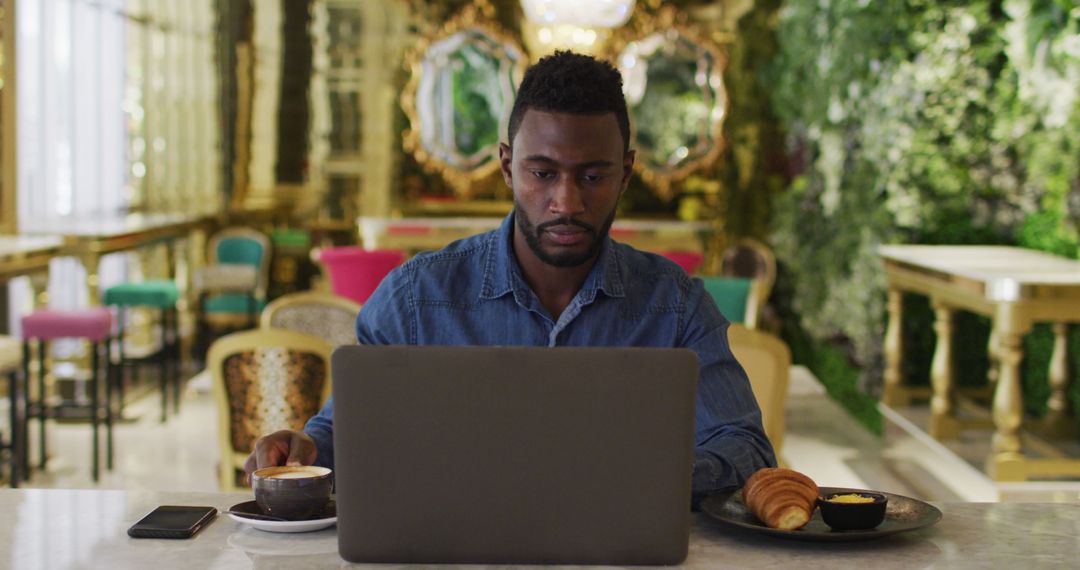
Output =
[
  {"x1": 7, "y1": 373, "x2": 219, "y2": 492},
  {"x1": 5, "y1": 365, "x2": 1080, "y2": 502}
]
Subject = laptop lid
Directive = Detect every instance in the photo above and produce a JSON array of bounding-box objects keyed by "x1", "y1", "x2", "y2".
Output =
[{"x1": 332, "y1": 345, "x2": 698, "y2": 565}]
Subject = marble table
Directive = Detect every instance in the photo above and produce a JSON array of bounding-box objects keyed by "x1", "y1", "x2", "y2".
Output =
[
  {"x1": 20, "y1": 213, "x2": 212, "y2": 305},
  {"x1": 0, "y1": 235, "x2": 64, "y2": 284},
  {"x1": 2, "y1": 489, "x2": 1079, "y2": 568},
  {"x1": 879, "y1": 245, "x2": 1080, "y2": 481}
]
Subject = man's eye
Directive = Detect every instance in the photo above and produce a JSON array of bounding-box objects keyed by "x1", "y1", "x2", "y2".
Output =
[
  {"x1": 531, "y1": 170, "x2": 554, "y2": 180},
  {"x1": 582, "y1": 174, "x2": 606, "y2": 183}
]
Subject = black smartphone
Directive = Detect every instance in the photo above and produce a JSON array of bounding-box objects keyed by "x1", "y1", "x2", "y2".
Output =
[{"x1": 127, "y1": 506, "x2": 218, "y2": 539}]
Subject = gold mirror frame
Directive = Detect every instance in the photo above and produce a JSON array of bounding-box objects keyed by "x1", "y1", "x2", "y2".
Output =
[
  {"x1": 401, "y1": 4, "x2": 527, "y2": 198},
  {"x1": 608, "y1": 7, "x2": 728, "y2": 200}
]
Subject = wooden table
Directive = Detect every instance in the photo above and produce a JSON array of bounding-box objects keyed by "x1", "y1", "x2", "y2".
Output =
[
  {"x1": 358, "y1": 216, "x2": 713, "y2": 256},
  {"x1": 2, "y1": 488, "x2": 1079, "y2": 568},
  {"x1": 879, "y1": 245, "x2": 1080, "y2": 481}
]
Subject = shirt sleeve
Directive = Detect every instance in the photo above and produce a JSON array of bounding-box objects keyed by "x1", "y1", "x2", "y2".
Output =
[
  {"x1": 682, "y1": 279, "x2": 777, "y2": 501},
  {"x1": 303, "y1": 264, "x2": 415, "y2": 468}
]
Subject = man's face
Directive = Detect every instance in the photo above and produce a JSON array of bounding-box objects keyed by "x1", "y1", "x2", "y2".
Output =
[{"x1": 500, "y1": 110, "x2": 634, "y2": 268}]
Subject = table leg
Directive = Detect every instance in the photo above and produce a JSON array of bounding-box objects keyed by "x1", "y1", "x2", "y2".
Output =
[
  {"x1": 164, "y1": 240, "x2": 177, "y2": 281},
  {"x1": 81, "y1": 253, "x2": 102, "y2": 306},
  {"x1": 1044, "y1": 323, "x2": 1074, "y2": 436},
  {"x1": 930, "y1": 300, "x2": 960, "y2": 439},
  {"x1": 8, "y1": 370, "x2": 19, "y2": 487},
  {"x1": 990, "y1": 304, "x2": 1030, "y2": 481},
  {"x1": 27, "y1": 272, "x2": 49, "y2": 309},
  {"x1": 882, "y1": 287, "x2": 906, "y2": 407}
]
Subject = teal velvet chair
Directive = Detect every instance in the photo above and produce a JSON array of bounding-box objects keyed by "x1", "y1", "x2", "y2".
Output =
[
  {"x1": 104, "y1": 280, "x2": 181, "y2": 423},
  {"x1": 719, "y1": 238, "x2": 776, "y2": 330},
  {"x1": 268, "y1": 228, "x2": 315, "y2": 298},
  {"x1": 194, "y1": 228, "x2": 272, "y2": 361},
  {"x1": 699, "y1": 276, "x2": 755, "y2": 326}
]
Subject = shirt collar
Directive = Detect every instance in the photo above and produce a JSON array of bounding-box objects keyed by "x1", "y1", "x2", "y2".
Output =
[{"x1": 479, "y1": 212, "x2": 626, "y2": 302}]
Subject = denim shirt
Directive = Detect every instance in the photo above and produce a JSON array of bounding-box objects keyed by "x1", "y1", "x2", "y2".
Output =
[{"x1": 305, "y1": 213, "x2": 776, "y2": 496}]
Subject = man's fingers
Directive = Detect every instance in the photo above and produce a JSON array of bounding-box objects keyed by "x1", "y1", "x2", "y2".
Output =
[
  {"x1": 253, "y1": 430, "x2": 293, "y2": 470},
  {"x1": 285, "y1": 432, "x2": 316, "y2": 466}
]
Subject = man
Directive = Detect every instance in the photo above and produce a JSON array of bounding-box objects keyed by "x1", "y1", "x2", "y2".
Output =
[{"x1": 245, "y1": 51, "x2": 776, "y2": 498}]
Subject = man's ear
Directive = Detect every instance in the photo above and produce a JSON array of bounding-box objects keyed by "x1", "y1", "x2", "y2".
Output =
[
  {"x1": 620, "y1": 149, "x2": 636, "y2": 194},
  {"x1": 499, "y1": 142, "x2": 513, "y2": 188}
]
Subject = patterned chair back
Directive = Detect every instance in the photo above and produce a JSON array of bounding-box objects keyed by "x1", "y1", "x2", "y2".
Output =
[
  {"x1": 260, "y1": 291, "x2": 361, "y2": 348},
  {"x1": 208, "y1": 328, "x2": 333, "y2": 490}
]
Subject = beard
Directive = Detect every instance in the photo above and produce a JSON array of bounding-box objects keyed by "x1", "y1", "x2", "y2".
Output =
[{"x1": 514, "y1": 201, "x2": 617, "y2": 268}]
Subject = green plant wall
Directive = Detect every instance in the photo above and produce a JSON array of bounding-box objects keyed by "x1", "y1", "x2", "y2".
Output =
[{"x1": 765, "y1": 0, "x2": 1080, "y2": 430}]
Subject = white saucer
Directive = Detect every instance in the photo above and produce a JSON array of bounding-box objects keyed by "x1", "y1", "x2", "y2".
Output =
[{"x1": 227, "y1": 500, "x2": 337, "y2": 533}]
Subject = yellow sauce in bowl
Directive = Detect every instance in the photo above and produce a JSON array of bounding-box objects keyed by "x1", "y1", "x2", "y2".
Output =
[{"x1": 826, "y1": 493, "x2": 876, "y2": 504}]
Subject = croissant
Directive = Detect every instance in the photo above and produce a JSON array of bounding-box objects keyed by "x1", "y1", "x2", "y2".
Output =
[{"x1": 742, "y1": 467, "x2": 819, "y2": 530}]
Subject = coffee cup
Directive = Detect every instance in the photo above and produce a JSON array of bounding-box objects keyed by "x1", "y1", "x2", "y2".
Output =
[{"x1": 251, "y1": 466, "x2": 333, "y2": 520}]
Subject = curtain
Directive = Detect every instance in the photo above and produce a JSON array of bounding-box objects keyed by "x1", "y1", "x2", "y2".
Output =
[{"x1": 7, "y1": 0, "x2": 129, "y2": 341}]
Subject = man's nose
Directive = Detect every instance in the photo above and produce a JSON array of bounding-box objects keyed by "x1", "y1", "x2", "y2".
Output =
[{"x1": 549, "y1": 177, "x2": 586, "y2": 216}]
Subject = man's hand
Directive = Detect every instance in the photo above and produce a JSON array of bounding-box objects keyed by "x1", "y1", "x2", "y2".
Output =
[{"x1": 243, "y1": 430, "x2": 318, "y2": 479}]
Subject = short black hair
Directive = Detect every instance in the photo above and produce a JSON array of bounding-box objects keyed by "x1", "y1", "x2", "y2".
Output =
[{"x1": 507, "y1": 51, "x2": 631, "y2": 152}]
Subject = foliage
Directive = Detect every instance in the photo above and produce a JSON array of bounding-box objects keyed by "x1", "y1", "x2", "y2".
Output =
[
  {"x1": 767, "y1": 0, "x2": 1080, "y2": 424},
  {"x1": 634, "y1": 55, "x2": 709, "y2": 171},
  {"x1": 450, "y1": 43, "x2": 503, "y2": 156}
]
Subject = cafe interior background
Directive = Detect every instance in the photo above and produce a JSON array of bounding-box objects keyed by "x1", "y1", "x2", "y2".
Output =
[{"x1": 0, "y1": 0, "x2": 1079, "y2": 503}]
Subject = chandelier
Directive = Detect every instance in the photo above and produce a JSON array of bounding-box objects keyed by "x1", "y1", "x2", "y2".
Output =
[
  {"x1": 519, "y1": 0, "x2": 636, "y2": 57},
  {"x1": 520, "y1": 0, "x2": 636, "y2": 29}
]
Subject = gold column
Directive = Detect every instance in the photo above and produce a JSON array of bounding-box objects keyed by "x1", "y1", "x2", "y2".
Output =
[
  {"x1": 929, "y1": 300, "x2": 960, "y2": 438},
  {"x1": 1, "y1": 0, "x2": 17, "y2": 233},
  {"x1": 882, "y1": 287, "x2": 906, "y2": 407},
  {"x1": 990, "y1": 302, "x2": 1030, "y2": 481}
]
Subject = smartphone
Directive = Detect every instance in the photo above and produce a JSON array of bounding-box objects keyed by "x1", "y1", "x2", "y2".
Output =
[{"x1": 127, "y1": 506, "x2": 218, "y2": 539}]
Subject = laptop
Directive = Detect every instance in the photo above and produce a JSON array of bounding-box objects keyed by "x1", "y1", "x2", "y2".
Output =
[{"x1": 331, "y1": 345, "x2": 698, "y2": 565}]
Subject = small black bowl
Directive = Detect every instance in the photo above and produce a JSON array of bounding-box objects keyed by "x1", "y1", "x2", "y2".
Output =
[{"x1": 818, "y1": 491, "x2": 888, "y2": 531}]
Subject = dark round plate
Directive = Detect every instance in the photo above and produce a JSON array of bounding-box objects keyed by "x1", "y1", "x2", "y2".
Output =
[
  {"x1": 700, "y1": 486, "x2": 942, "y2": 542},
  {"x1": 229, "y1": 499, "x2": 336, "y2": 521}
]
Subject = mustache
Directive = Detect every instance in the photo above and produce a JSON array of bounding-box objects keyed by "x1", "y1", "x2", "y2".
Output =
[{"x1": 536, "y1": 217, "x2": 595, "y2": 234}]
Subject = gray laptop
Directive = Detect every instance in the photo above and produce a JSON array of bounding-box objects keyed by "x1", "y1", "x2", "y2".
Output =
[{"x1": 331, "y1": 345, "x2": 698, "y2": 565}]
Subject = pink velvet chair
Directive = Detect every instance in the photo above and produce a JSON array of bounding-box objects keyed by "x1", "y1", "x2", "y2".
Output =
[
  {"x1": 660, "y1": 250, "x2": 705, "y2": 275},
  {"x1": 317, "y1": 247, "x2": 407, "y2": 305}
]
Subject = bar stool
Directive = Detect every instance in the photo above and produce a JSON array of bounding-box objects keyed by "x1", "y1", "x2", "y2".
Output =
[
  {"x1": 0, "y1": 335, "x2": 23, "y2": 487},
  {"x1": 104, "y1": 281, "x2": 181, "y2": 423},
  {"x1": 20, "y1": 308, "x2": 114, "y2": 483}
]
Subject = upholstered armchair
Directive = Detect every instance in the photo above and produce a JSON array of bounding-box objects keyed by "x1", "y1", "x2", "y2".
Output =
[
  {"x1": 260, "y1": 291, "x2": 361, "y2": 348},
  {"x1": 209, "y1": 329, "x2": 332, "y2": 490},
  {"x1": 727, "y1": 324, "x2": 791, "y2": 465}
]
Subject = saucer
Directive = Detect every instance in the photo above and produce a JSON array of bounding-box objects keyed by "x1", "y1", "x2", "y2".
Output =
[{"x1": 227, "y1": 500, "x2": 337, "y2": 533}]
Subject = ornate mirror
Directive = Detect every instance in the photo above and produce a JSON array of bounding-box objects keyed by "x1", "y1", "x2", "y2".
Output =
[
  {"x1": 612, "y1": 8, "x2": 727, "y2": 199},
  {"x1": 402, "y1": 5, "x2": 527, "y2": 197}
]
